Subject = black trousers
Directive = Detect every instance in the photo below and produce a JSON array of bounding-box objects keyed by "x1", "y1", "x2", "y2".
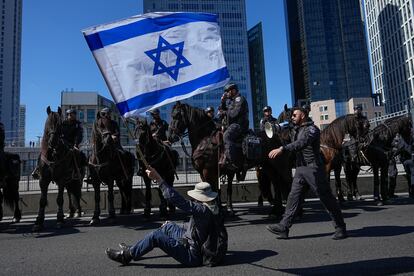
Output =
[
  {"x1": 280, "y1": 165, "x2": 345, "y2": 229},
  {"x1": 223, "y1": 123, "x2": 242, "y2": 163}
]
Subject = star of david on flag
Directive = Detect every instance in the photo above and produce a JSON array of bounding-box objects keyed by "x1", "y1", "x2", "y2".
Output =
[
  {"x1": 145, "y1": 36, "x2": 191, "y2": 81},
  {"x1": 83, "y1": 12, "x2": 230, "y2": 118}
]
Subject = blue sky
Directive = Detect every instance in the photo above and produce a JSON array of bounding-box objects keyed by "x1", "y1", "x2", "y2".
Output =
[{"x1": 21, "y1": 0, "x2": 291, "y2": 144}]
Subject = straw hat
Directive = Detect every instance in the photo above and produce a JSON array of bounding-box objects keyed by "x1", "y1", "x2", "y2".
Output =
[{"x1": 187, "y1": 182, "x2": 218, "y2": 202}]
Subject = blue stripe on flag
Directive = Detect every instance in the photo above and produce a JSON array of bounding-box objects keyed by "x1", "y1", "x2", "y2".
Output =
[
  {"x1": 85, "y1": 13, "x2": 218, "y2": 52},
  {"x1": 116, "y1": 67, "x2": 229, "y2": 115}
]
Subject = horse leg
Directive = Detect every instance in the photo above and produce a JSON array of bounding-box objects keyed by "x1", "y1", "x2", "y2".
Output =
[
  {"x1": 373, "y1": 166, "x2": 380, "y2": 203},
  {"x1": 107, "y1": 181, "x2": 116, "y2": 220},
  {"x1": 33, "y1": 177, "x2": 49, "y2": 231},
  {"x1": 334, "y1": 165, "x2": 344, "y2": 202},
  {"x1": 227, "y1": 172, "x2": 234, "y2": 216},
  {"x1": 10, "y1": 178, "x2": 21, "y2": 223},
  {"x1": 67, "y1": 180, "x2": 82, "y2": 218},
  {"x1": 56, "y1": 184, "x2": 65, "y2": 228},
  {"x1": 380, "y1": 166, "x2": 388, "y2": 204},
  {"x1": 90, "y1": 181, "x2": 101, "y2": 225}
]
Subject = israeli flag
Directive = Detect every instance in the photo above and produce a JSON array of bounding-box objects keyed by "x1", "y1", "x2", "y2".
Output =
[{"x1": 83, "y1": 12, "x2": 230, "y2": 117}]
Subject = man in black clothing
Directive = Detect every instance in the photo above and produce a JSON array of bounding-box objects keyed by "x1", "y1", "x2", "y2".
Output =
[
  {"x1": 259, "y1": 106, "x2": 277, "y2": 132},
  {"x1": 149, "y1": 108, "x2": 169, "y2": 143},
  {"x1": 219, "y1": 83, "x2": 249, "y2": 171},
  {"x1": 266, "y1": 107, "x2": 347, "y2": 240},
  {"x1": 62, "y1": 109, "x2": 83, "y2": 149}
]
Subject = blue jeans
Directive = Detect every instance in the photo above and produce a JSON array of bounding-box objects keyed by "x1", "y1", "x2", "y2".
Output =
[{"x1": 130, "y1": 222, "x2": 202, "y2": 267}]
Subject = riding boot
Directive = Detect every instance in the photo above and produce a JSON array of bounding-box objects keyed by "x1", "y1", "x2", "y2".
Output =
[{"x1": 337, "y1": 189, "x2": 345, "y2": 202}]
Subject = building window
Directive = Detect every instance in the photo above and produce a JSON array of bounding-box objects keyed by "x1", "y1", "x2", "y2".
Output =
[
  {"x1": 87, "y1": 109, "x2": 95, "y2": 123},
  {"x1": 320, "y1": 114, "x2": 329, "y2": 121}
]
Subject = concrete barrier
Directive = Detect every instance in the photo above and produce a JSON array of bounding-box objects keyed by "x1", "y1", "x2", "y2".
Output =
[{"x1": 2, "y1": 174, "x2": 410, "y2": 217}]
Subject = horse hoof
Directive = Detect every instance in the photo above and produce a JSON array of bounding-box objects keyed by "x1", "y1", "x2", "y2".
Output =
[
  {"x1": 66, "y1": 213, "x2": 74, "y2": 219},
  {"x1": 90, "y1": 218, "x2": 100, "y2": 226},
  {"x1": 32, "y1": 224, "x2": 43, "y2": 232}
]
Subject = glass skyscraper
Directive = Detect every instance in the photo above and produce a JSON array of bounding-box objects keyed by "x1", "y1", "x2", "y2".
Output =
[
  {"x1": 364, "y1": 0, "x2": 414, "y2": 113},
  {"x1": 143, "y1": 0, "x2": 253, "y2": 127},
  {"x1": 0, "y1": 0, "x2": 22, "y2": 146},
  {"x1": 248, "y1": 22, "x2": 267, "y2": 132},
  {"x1": 285, "y1": 0, "x2": 372, "y2": 111}
]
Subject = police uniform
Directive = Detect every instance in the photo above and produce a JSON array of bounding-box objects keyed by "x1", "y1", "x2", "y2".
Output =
[
  {"x1": 150, "y1": 119, "x2": 169, "y2": 142},
  {"x1": 62, "y1": 119, "x2": 83, "y2": 148},
  {"x1": 391, "y1": 133, "x2": 414, "y2": 197},
  {"x1": 271, "y1": 118, "x2": 346, "y2": 234},
  {"x1": 221, "y1": 89, "x2": 249, "y2": 166}
]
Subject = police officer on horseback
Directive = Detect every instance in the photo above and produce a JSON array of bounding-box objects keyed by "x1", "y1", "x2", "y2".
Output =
[
  {"x1": 259, "y1": 106, "x2": 277, "y2": 132},
  {"x1": 149, "y1": 108, "x2": 169, "y2": 143},
  {"x1": 99, "y1": 107, "x2": 122, "y2": 149},
  {"x1": 219, "y1": 83, "x2": 249, "y2": 171},
  {"x1": 205, "y1": 106, "x2": 222, "y2": 130},
  {"x1": 266, "y1": 106, "x2": 347, "y2": 240},
  {"x1": 62, "y1": 109, "x2": 83, "y2": 150}
]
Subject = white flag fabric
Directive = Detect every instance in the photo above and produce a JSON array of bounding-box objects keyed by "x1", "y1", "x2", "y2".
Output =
[{"x1": 83, "y1": 12, "x2": 230, "y2": 117}]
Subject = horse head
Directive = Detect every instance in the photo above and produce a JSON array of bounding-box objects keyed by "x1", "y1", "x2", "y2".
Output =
[
  {"x1": 134, "y1": 118, "x2": 152, "y2": 147},
  {"x1": 43, "y1": 106, "x2": 64, "y2": 155},
  {"x1": 93, "y1": 115, "x2": 117, "y2": 157},
  {"x1": 277, "y1": 104, "x2": 293, "y2": 124},
  {"x1": 169, "y1": 102, "x2": 188, "y2": 143}
]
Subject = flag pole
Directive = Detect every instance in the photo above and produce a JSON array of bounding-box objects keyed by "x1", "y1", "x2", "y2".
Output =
[{"x1": 120, "y1": 116, "x2": 150, "y2": 169}]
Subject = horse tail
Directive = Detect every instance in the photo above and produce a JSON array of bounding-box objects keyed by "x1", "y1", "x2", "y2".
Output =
[{"x1": 3, "y1": 178, "x2": 19, "y2": 209}]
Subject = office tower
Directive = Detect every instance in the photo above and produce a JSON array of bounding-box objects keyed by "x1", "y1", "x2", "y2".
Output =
[{"x1": 18, "y1": 104, "x2": 25, "y2": 146}]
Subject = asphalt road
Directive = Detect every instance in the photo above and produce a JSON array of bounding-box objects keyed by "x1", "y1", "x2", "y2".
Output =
[{"x1": 1, "y1": 195, "x2": 414, "y2": 276}]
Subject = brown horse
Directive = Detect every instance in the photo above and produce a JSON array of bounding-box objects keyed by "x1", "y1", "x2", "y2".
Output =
[
  {"x1": 169, "y1": 102, "x2": 248, "y2": 214},
  {"x1": 320, "y1": 114, "x2": 370, "y2": 200}
]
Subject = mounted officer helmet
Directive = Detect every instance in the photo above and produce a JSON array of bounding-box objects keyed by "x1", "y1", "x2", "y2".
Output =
[
  {"x1": 66, "y1": 109, "x2": 76, "y2": 115},
  {"x1": 263, "y1": 106, "x2": 272, "y2": 112},
  {"x1": 100, "y1": 107, "x2": 111, "y2": 117},
  {"x1": 150, "y1": 108, "x2": 160, "y2": 115},
  {"x1": 205, "y1": 106, "x2": 214, "y2": 113},
  {"x1": 224, "y1": 83, "x2": 238, "y2": 92}
]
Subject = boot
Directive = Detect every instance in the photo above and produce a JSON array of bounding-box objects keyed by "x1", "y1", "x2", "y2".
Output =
[
  {"x1": 332, "y1": 226, "x2": 348, "y2": 240},
  {"x1": 266, "y1": 223, "x2": 289, "y2": 239},
  {"x1": 105, "y1": 247, "x2": 132, "y2": 265},
  {"x1": 31, "y1": 167, "x2": 40, "y2": 180}
]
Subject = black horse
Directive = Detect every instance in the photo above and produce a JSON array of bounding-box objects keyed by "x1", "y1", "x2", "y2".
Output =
[
  {"x1": 33, "y1": 107, "x2": 85, "y2": 231},
  {"x1": 88, "y1": 114, "x2": 135, "y2": 225},
  {"x1": 360, "y1": 115, "x2": 412, "y2": 205},
  {"x1": 0, "y1": 152, "x2": 21, "y2": 223},
  {"x1": 320, "y1": 114, "x2": 370, "y2": 201},
  {"x1": 134, "y1": 118, "x2": 178, "y2": 218},
  {"x1": 169, "y1": 102, "x2": 248, "y2": 213}
]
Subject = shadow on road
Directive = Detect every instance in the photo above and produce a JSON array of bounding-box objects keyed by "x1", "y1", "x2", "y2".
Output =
[
  {"x1": 278, "y1": 256, "x2": 414, "y2": 275},
  {"x1": 224, "y1": 249, "x2": 278, "y2": 266}
]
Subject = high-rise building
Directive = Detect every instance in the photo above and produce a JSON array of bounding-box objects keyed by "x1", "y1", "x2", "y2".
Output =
[
  {"x1": 248, "y1": 22, "x2": 267, "y2": 132},
  {"x1": 285, "y1": 0, "x2": 372, "y2": 114},
  {"x1": 0, "y1": 0, "x2": 22, "y2": 146},
  {"x1": 61, "y1": 91, "x2": 136, "y2": 147},
  {"x1": 18, "y1": 104, "x2": 25, "y2": 147},
  {"x1": 364, "y1": 0, "x2": 414, "y2": 113},
  {"x1": 143, "y1": 0, "x2": 253, "y2": 127}
]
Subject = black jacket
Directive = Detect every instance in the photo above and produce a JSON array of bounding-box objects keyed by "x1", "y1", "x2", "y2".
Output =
[
  {"x1": 221, "y1": 94, "x2": 249, "y2": 131},
  {"x1": 283, "y1": 119, "x2": 323, "y2": 167},
  {"x1": 62, "y1": 119, "x2": 83, "y2": 148}
]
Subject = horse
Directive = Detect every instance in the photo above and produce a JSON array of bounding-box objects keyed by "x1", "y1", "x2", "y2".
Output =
[
  {"x1": 256, "y1": 104, "x2": 293, "y2": 218},
  {"x1": 361, "y1": 115, "x2": 412, "y2": 205},
  {"x1": 33, "y1": 106, "x2": 85, "y2": 231},
  {"x1": 0, "y1": 152, "x2": 21, "y2": 223},
  {"x1": 319, "y1": 114, "x2": 370, "y2": 201},
  {"x1": 169, "y1": 102, "x2": 247, "y2": 214},
  {"x1": 134, "y1": 118, "x2": 178, "y2": 218},
  {"x1": 88, "y1": 113, "x2": 135, "y2": 225}
]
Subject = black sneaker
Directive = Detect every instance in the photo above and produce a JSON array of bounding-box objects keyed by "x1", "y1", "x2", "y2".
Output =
[
  {"x1": 105, "y1": 248, "x2": 132, "y2": 265},
  {"x1": 332, "y1": 227, "x2": 348, "y2": 240},
  {"x1": 266, "y1": 223, "x2": 289, "y2": 239}
]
